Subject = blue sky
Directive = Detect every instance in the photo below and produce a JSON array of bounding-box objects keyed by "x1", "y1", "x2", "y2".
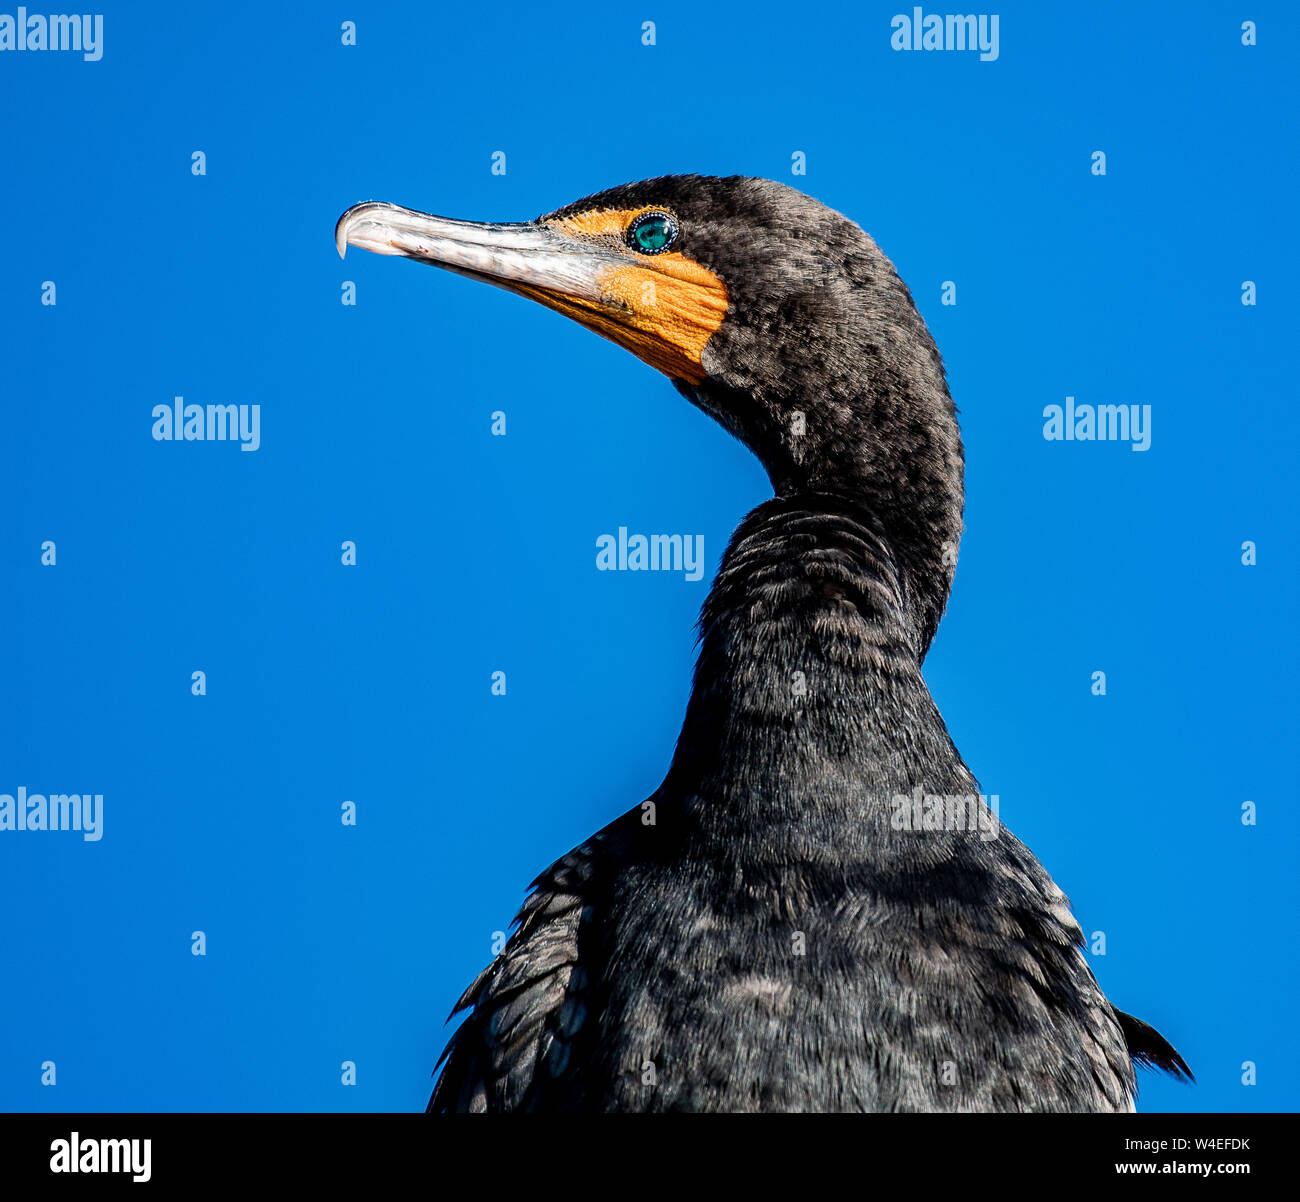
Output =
[{"x1": 1, "y1": 1, "x2": 1295, "y2": 1112}]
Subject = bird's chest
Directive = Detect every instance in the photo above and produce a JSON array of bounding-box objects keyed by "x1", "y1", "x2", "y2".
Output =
[
  {"x1": 583, "y1": 825, "x2": 1093, "y2": 1112},
  {"x1": 586, "y1": 854, "x2": 930, "y2": 1110}
]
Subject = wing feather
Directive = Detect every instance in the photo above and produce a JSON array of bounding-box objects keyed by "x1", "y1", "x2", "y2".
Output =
[{"x1": 428, "y1": 815, "x2": 635, "y2": 1113}]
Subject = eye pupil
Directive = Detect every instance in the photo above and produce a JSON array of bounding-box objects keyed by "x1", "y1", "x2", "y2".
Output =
[{"x1": 628, "y1": 211, "x2": 677, "y2": 255}]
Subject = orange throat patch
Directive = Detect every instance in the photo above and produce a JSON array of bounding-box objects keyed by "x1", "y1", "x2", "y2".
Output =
[{"x1": 534, "y1": 207, "x2": 730, "y2": 384}]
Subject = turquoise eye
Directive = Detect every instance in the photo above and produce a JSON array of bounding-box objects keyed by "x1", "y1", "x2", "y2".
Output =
[{"x1": 627, "y1": 210, "x2": 678, "y2": 255}]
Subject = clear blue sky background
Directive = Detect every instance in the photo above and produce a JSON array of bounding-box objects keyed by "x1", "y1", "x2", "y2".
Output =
[{"x1": 1, "y1": 1, "x2": 1295, "y2": 1112}]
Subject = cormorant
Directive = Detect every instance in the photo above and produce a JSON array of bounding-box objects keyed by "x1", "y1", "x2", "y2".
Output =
[{"x1": 335, "y1": 176, "x2": 1191, "y2": 1112}]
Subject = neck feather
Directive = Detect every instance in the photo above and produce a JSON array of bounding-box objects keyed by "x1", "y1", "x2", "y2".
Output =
[{"x1": 662, "y1": 494, "x2": 973, "y2": 850}]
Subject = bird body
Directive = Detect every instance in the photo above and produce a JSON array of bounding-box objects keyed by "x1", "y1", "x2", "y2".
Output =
[
  {"x1": 430, "y1": 496, "x2": 1140, "y2": 1111},
  {"x1": 335, "y1": 175, "x2": 1190, "y2": 1112}
]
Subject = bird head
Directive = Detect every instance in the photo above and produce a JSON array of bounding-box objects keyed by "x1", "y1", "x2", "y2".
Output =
[{"x1": 337, "y1": 175, "x2": 964, "y2": 649}]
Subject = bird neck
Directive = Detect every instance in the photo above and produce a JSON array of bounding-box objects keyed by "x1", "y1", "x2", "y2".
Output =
[
  {"x1": 662, "y1": 492, "x2": 970, "y2": 845},
  {"x1": 680, "y1": 378, "x2": 964, "y2": 659}
]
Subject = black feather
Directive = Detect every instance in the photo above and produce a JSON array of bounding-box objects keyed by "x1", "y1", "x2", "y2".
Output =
[{"x1": 1116, "y1": 1009, "x2": 1195, "y2": 1083}]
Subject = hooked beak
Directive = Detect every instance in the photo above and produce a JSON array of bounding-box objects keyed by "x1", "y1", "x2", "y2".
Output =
[
  {"x1": 335, "y1": 201, "x2": 629, "y2": 307},
  {"x1": 334, "y1": 199, "x2": 728, "y2": 384}
]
